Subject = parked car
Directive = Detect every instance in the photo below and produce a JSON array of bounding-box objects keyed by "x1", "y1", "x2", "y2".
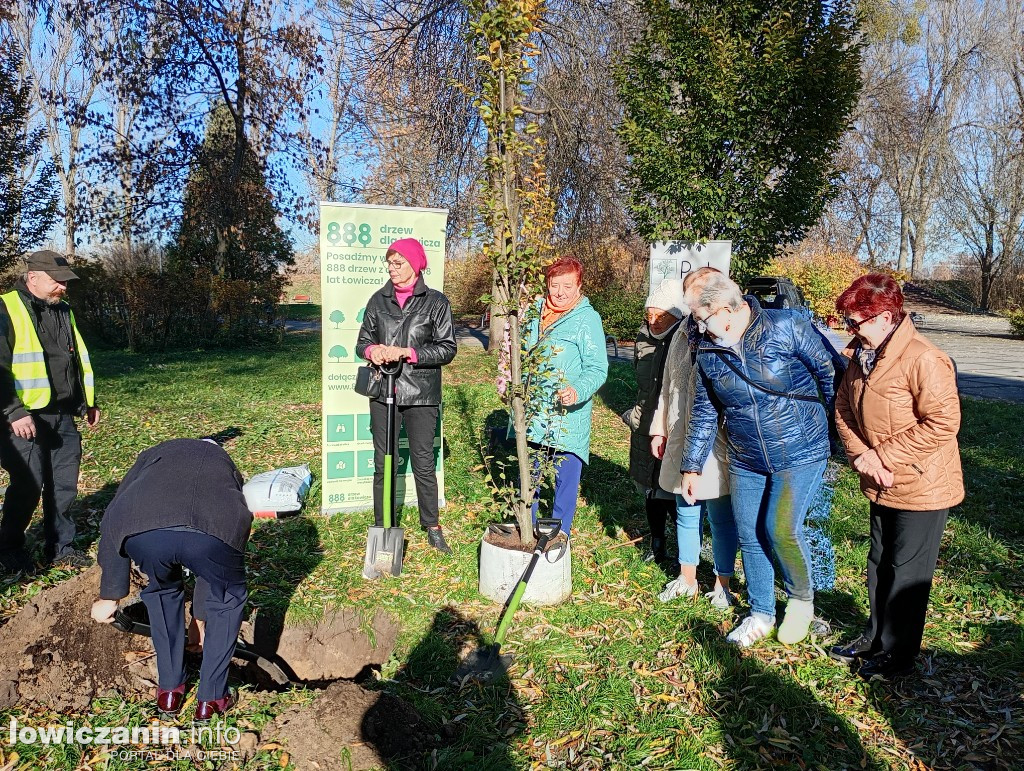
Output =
[{"x1": 744, "y1": 276, "x2": 809, "y2": 314}]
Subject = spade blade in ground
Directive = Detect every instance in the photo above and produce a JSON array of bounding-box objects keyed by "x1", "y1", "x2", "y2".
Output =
[{"x1": 451, "y1": 644, "x2": 514, "y2": 685}]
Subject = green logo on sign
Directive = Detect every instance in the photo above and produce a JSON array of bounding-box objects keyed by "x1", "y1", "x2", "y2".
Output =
[
  {"x1": 327, "y1": 415, "x2": 354, "y2": 442},
  {"x1": 326, "y1": 221, "x2": 373, "y2": 247}
]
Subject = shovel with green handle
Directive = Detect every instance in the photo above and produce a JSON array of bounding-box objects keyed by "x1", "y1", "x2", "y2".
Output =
[
  {"x1": 362, "y1": 360, "x2": 406, "y2": 579},
  {"x1": 452, "y1": 518, "x2": 563, "y2": 683}
]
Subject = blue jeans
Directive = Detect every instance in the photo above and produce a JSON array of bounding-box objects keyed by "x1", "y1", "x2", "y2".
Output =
[
  {"x1": 674, "y1": 495, "x2": 738, "y2": 576},
  {"x1": 530, "y1": 449, "x2": 584, "y2": 535},
  {"x1": 729, "y1": 460, "x2": 826, "y2": 619}
]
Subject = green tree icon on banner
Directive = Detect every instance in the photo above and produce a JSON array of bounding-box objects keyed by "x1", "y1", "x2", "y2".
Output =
[
  {"x1": 329, "y1": 309, "x2": 345, "y2": 328},
  {"x1": 356, "y1": 307, "x2": 365, "y2": 323},
  {"x1": 329, "y1": 345, "x2": 348, "y2": 362}
]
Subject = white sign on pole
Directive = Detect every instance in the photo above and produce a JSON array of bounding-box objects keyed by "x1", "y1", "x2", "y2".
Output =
[{"x1": 648, "y1": 241, "x2": 732, "y2": 291}]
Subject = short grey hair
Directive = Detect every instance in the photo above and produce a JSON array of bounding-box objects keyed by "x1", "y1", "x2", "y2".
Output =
[
  {"x1": 682, "y1": 266, "x2": 721, "y2": 293},
  {"x1": 684, "y1": 270, "x2": 744, "y2": 314}
]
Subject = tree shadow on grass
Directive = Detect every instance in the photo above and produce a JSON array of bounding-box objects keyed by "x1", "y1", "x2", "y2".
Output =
[
  {"x1": 685, "y1": 617, "x2": 884, "y2": 770},
  {"x1": 376, "y1": 606, "x2": 525, "y2": 769},
  {"x1": 953, "y1": 399, "x2": 1024, "y2": 540},
  {"x1": 812, "y1": 588, "x2": 869, "y2": 637},
  {"x1": 597, "y1": 362, "x2": 637, "y2": 418},
  {"x1": 581, "y1": 452, "x2": 648, "y2": 550},
  {"x1": 838, "y1": 599, "x2": 1024, "y2": 768}
]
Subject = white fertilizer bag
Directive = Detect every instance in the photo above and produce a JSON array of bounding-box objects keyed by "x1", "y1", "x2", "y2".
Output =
[{"x1": 243, "y1": 464, "x2": 312, "y2": 519}]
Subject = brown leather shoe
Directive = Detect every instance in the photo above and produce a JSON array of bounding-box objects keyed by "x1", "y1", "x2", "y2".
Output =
[
  {"x1": 156, "y1": 684, "x2": 187, "y2": 715},
  {"x1": 192, "y1": 691, "x2": 236, "y2": 722}
]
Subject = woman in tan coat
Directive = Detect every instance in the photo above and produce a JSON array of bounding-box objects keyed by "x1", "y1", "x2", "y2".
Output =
[
  {"x1": 831, "y1": 274, "x2": 963, "y2": 681},
  {"x1": 649, "y1": 303, "x2": 737, "y2": 608}
]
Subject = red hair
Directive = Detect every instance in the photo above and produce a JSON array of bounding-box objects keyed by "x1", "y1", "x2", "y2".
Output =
[
  {"x1": 836, "y1": 274, "x2": 904, "y2": 321},
  {"x1": 546, "y1": 255, "x2": 583, "y2": 284}
]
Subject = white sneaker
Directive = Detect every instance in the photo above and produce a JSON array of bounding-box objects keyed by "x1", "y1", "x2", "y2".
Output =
[
  {"x1": 777, "y1": 599, "x2": 815, "y2": 645},
  {"x1": 726, "y1": 614, "x2": 774, "y2": 647},
  {"x1": 658, "y1": 577, "x2": 699, "y2": 603},
  {"x1": 704, "y1": 586, "x2": 735, "y2": 609}
]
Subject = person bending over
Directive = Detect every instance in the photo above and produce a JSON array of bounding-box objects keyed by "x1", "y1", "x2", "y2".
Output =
[{"x1": 91, "y1": 438, "x2": 252, "y2": 721}]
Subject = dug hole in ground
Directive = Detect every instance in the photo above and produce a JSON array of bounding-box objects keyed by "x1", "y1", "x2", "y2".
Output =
[{"x1": 0, "y1": 566, "x2": 439, "y2": 769}]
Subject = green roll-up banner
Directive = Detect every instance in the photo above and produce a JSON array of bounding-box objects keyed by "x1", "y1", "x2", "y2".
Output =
[{"x1": 319, "y1": 202, "x2": 448, "y2": 515}]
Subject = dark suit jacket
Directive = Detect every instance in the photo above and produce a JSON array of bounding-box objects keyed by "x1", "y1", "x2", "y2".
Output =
[{"x1": 97, "y1": 439, "x2": 253, "y2": 598}]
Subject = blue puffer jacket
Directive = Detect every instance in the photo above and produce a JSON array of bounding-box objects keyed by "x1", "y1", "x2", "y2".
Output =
[{"x1": 681, "y1": 296, "x2": 835, "y2": 475}]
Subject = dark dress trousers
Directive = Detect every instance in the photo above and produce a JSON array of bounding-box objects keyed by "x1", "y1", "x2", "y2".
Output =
[{"x1": 97, "y1": 439, "x2": 253, "y2": 701}]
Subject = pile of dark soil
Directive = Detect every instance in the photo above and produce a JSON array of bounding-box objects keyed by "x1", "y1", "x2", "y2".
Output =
[
  {"x1": 0, "y1": 567, "x2": 434, "y2": 770},
  {"x1": 0, "y1": 567, "x2": 157, "y2": 712},
  {"x1": 263, "y1": 680, "x2": 434, "y2": 770},
  {"x1": 484, "y1": 527, "x2": 566, "y2": 554}
]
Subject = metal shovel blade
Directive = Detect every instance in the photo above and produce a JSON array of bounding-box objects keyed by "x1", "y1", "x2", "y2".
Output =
[
  {"x1": 362, "y1": 525, "x2": 405, "y2": 579},
  {"x1": 451, "y1": 643, "x2": 514, "y2": 685}
]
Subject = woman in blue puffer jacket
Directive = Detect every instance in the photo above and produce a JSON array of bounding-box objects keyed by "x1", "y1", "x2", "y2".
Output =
[{"x1": 680, "y1": 269, "x2": 835, "y2": 648}]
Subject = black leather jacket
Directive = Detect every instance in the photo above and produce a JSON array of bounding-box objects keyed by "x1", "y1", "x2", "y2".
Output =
[{"x1": 355, "y1": 275, "x2": 457, "y2": 406}]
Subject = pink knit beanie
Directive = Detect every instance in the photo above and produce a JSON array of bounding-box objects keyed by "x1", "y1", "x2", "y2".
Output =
[{"x1": 388, "y1": 238, "x2": 428, "y2": 275}]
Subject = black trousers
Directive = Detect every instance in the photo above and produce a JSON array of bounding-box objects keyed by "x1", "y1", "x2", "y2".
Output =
[
  {"x1": 124, "y1": 528, "x2": 247, "y2": 702},
  {"x1": 866, "y1": 503, "x2": 949, "y2": 665},
  {"x1": 645, "y1": 494, "x2": 674, "y2": 540},
  {"x1": 369, "y1": 400, "x2": 439, "y2": 528},
  {"x1": 0, "y1": 411, "x2": 82, "y2": 560}
]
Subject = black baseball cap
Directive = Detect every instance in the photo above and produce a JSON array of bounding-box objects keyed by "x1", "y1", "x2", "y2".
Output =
[{"x1": 24, "y1": 250, "x2": 80, "y2": 281}]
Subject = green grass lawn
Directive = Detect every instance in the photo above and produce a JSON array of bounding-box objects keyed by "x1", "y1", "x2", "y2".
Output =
[
  {"x1": 278, "y1": 302, "x2": 322, "y2": 322},
  {"x1": 1, "y1": 337, "x2": 1022, "y2": 770}
]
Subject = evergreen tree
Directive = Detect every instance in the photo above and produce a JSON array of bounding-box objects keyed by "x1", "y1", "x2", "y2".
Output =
[
  {"x1": 168, "y1": 104, "x2": 293, "y2": 283},
  {"x1": 0, "y1": 48, "x2": 58, "y2": 271},
  {"x1": 616, "y1": 0, "x2": 862, "y2": 280}
]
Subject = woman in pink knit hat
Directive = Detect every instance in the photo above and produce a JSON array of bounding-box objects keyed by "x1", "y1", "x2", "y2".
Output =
[{"x1": 355, "y1": 239, "x2": 458, "y2": 554}]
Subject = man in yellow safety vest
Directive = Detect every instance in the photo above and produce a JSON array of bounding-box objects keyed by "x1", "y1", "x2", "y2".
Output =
[{"x1": 0, "y1": 250, "x2": 100, "y2": 573}]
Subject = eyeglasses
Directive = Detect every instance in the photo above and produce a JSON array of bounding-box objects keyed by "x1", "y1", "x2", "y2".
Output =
[
  {"x1": 385, "y1": 260, "x2": 408, "y2": 270},
  {"x1": 843, "y1": 312, "x2": 883, "y2": 332},
  {"x1": 693, "y1": 306, "x2": 728, "y2": 333}
]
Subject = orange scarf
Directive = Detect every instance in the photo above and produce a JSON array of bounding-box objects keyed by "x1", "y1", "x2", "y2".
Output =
[{"x1": 541, "y1": 296, "x2": 580, "y2": 331}]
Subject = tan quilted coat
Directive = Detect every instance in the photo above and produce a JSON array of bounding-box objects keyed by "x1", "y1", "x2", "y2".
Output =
[
  {"x1": 835, "y1": 315, "x2": 964, "y2": 511},
  {"x1": 650, "y1": 324, "x2": 729, "y2": 501}
]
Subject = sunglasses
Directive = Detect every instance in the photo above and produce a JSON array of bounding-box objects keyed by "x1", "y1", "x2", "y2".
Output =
[{"x1": 843, "y1": 312, "x2": 884, "y2": 332}]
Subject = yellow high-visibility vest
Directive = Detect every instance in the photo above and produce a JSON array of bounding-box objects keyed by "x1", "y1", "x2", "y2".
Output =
[{"x1": 1, "y1": 291, "x2": 95, "y2": 410}]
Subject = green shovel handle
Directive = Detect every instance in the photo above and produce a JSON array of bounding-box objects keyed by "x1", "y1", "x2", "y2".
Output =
[{"x1": 494, "y1": 523, "x2": 560, "y2": 645}]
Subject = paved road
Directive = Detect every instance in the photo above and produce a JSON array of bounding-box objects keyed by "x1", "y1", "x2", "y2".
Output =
[
  {"x1": 454, "y1": 314, "x2": 1024, "y2": 403},
  {"x1": 880, "y1": 312, "x2": 1024, "y2": 403}
]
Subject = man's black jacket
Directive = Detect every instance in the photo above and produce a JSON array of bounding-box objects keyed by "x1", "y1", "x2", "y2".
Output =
[
  {"x1": 97, "y1": 439, "x2": 253, "y2": 599},
  {"x1": 355, "y1": 274, "x2": 457, "y2": 406},
  {"x1": 0, "y1": 279, "x2": 87, "y2": 422}
]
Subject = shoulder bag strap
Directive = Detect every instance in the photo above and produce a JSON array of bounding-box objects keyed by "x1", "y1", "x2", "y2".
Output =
[{"x1": 710, "y1": 349, "x2": 821, "y2": 404}]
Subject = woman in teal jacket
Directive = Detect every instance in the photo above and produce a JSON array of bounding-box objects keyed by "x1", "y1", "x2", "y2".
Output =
[{"x1": 524, "y1": 256, "x2": 609, "y2": 539}]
